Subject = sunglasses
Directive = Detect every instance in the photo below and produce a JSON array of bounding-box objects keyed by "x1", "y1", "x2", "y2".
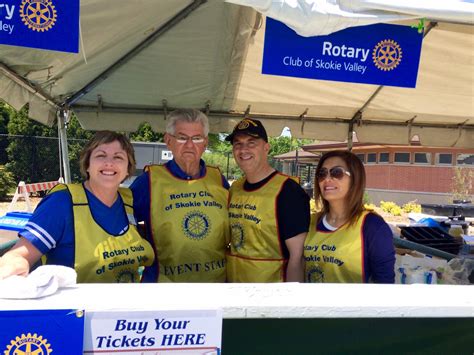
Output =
[{"x1": 316, "y1": 166, "x2": 351, "y2": 181}]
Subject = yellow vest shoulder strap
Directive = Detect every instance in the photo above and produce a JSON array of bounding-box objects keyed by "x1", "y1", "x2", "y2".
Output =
[
  {"x1": 48, "y1": 183, "x2": 87, "y2": 204},
  {"x1": 144, "y1": 164, "x2": 164, "y2": 174},
  {"x1": 48, "y1": 183, "x2": 68, "y2": 194},
  {"x1": 279, "y1": 173, "x2": 299, "y2": 184},
  {"x1": 118, "y1": 187, "x2": 133, "y2": 207}
]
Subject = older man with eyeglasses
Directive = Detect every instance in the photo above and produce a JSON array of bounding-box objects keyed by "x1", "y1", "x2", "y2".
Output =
[{"x1": 131, "y1": 109, "x2": 229, "y2": 282}]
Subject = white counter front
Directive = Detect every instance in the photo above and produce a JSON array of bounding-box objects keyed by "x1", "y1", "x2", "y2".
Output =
[{"x1": 1, "y1": 283, "x2": 473, "y2": 318}]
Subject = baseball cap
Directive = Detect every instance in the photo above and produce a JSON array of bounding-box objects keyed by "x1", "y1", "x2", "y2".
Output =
[{"x1": 225, "y1": 118, "x2": 268, "y2": 143}]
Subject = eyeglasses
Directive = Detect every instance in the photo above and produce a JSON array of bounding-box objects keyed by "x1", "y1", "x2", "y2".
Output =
[
  {"x1": 170, "y1": 134, "x2": 205, "y2": 144},
  {"x1": 316, "y1": 166, "x2": 351, "y2": 181}
]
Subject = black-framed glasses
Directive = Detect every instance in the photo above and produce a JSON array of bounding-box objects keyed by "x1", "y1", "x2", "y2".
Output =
[
  {"x1": 170, "y1": 134, "x2": 205, "y2": 144},
  {"x1": 316, "y1": 166, "x2": 351, "y2": 181}
]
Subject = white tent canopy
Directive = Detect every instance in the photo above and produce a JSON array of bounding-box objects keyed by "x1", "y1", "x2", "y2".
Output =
[{"x1": 0, "y1": 0, "x2": 473, "y2": 148}]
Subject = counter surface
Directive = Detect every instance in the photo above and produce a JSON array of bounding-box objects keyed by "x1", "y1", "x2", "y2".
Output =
[{"x1": 1, "y1": 283, "x2": 473, "y2": 318}]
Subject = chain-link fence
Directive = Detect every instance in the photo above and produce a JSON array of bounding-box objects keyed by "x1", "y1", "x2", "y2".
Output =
[{"x1": 0, "y1": 134, "x2": 89, "y2": 185}]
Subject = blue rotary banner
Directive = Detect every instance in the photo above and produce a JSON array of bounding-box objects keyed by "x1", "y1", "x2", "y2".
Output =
[
  {"x1": 262, "y1": 18, "x2": 423, "y2": 88},
  {"x1": 0, "y1": 309, "x2": 85, "y2": 354},
  {"x1": 0, "y1": 0, "x2": 79, "y2": 53}
]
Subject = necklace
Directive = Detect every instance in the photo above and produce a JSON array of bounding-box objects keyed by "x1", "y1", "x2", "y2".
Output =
[{"x1": 327, "y1": 214, "x2": 347, "y2": 227}]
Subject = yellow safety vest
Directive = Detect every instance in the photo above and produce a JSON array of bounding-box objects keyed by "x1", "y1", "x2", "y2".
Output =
[
  {"x1": 304, "y1": 211, "x2": 369, "y2": 283},
  {"x1": 227, "y1": 173, "x2": 293, "y2": 282},
  {"x1": 147, "y1": 165, "x2": 229, "y2": 282},
  {"x1": 47, "y1": 184, "x2": 154, "y2": 283}
]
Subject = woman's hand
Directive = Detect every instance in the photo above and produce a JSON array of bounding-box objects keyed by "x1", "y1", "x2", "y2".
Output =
[
  {"x1": 0, "y1": 238, "x2": 42, "y2": 280},
  {"x1": 0, "y1": 253, "x2": 30, "y2": 280}
]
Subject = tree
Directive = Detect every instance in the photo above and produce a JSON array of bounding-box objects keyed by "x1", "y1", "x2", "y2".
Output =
[
  {"x1": 268, "y1": 136, "x2": 313, "y2": 157},
  {"x1": 0, "y1": 102, "x2": 13, "y2": 165},
  {"x1": 207, "y1": 133, "x2": 229, "y2": 152},
  {"x1": 6, "y1": 105, "x2": 59, "y2": 183},
  {"x1": 130, "y1": 122, "x2": 164, "y2": 142},
  {"x1": 0, "y1": 166, "x2": 16, "y2": 200},
  {"x1": 202, "y1": 151, "x2": 242, "y2": 181},
  {"x1": 268, "y1": 136, "x2": 293, "y2": 157}
]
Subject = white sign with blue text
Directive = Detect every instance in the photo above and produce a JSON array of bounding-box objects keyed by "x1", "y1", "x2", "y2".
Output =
[{"x1": 83, "y1": 310, "x2": 222, "y2": 354}]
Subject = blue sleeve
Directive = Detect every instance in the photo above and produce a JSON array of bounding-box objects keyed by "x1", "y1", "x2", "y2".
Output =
[
  {"x1": 130, "y1": 171, "x2": 158, "y2": 282},
  {"x1": 221, "y1": 174, "x2": 230, "y2": 190},
  {"x1": 130, "y1": 171, "x2": 151, "y2": 224},
  {"x1": 19, "y1": 190, "x2": 73, "y2": 255},
  {"x1": 363, "y1": 213, "x2": 396, "y2": 283}
]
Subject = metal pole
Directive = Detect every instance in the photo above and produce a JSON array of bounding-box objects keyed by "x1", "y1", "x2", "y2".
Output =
[
  {"x1": 295, "y1": 143, "x2": 299, "y2": 177},
  {"x1": 57, "y1": 124, "x2": 63, "y2": 179},
  {"x1": 57, "y1": 109, "x2": 71, "y2": 183}
]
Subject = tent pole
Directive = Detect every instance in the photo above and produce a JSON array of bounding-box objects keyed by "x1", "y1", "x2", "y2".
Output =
[
  {"x1": 57, "y1": 124, "x2": 63, "y2": 179},
  {"x1": 57, "y1": 109, "x2": 71, "y2": 183}
]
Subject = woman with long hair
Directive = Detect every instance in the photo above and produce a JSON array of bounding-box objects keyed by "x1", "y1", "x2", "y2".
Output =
[{"x1": 304, "y1": 150, "x2": 395, "y2": 283}]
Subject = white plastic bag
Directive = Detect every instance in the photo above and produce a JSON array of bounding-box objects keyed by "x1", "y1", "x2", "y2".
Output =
[{"x1": 395, "y1": 254, "x2": 447, "y2": 284}]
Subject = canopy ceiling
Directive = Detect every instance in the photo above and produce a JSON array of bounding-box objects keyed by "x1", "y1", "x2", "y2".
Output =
[{"x1": 0, "y1": 0, "x2": 473, "y2": 148}]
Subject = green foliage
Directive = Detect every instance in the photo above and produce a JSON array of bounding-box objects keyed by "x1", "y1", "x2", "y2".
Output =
[
  {"x1": 411, "y1": 18, "x2": 426, "y2": 33},
  {"x1": 0, "y1": 102, "x2": 12, "y2": 165},
  {"x1": 0, "y1": 165, "x2": 15, "y2": 200},
  {"x1": 6, "y1": 106, "x2": 58, "y2": 183},
  {"x1": 402, "y1": 201, "x2": 422, "y2": 213},
  {"x1": 3, "y1": 106, "x2": 93, "y2": 183},
  {"x1": 202, "y1": 151, "x2": 242, "y2": 181},
  {"x1": 209, "y1": 133, "x2": 232, "y2": 155},
  {"x1": 267, "y1": 136, "x2": 312, "y2": 157},
  {"x1": 363, "y1": 191, "x2": 371, "y2": 205},
  {"x1": 129, "y1": 122, "x2": 163, "y2": 142},
  {"x1": 380, "y1": 200, "x2": 402, "y2": 216},
  {"x1": 268, "y1": 136, "x2": 293, "y2": 157}
]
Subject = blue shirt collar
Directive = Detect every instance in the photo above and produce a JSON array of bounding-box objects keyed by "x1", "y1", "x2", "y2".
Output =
[{"x1": 166, "y1": 159, "x2": 206, "y2": 180}]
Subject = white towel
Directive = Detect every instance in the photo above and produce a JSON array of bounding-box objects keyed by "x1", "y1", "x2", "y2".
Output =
[{"x1": 0, "y1": 265, "x2": 77, "y2": 299}]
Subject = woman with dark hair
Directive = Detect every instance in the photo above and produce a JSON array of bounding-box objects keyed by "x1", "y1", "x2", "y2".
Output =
[
  {"x1": 304, "y1": 150, "x2": 395, "y2": 283},
  {"x1": 0, "y1": 131, "x2": 154, "y2": 282}
]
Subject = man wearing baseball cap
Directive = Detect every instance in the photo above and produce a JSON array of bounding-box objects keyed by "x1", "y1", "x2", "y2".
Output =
[{"x1": 225, "y1": 118, "x2": 310, "y2": 282}]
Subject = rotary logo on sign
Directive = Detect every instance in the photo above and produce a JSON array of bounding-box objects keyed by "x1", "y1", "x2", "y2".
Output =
[
  {"x1": 20, "y1": 0, "x2": 57, "y2": 32},
  {"x1": 4, "y1": 333, "x2": 52, "y2": 355},
  {"x1": 372, "y1": 39, "x2": 403, "y2": 71}
]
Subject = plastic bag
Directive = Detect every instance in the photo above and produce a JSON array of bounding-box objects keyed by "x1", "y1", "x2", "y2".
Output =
[
  {"x1": 395, "y1": 254, "x2": 447, "y2": 284},
  {"x1": 441, "y1": 257, "x2": 474, "y2": 285}
]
